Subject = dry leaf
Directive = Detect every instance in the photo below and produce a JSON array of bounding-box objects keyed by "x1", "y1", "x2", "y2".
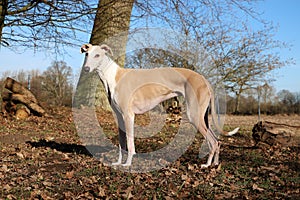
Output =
[
  {"x1": 16, "y1": 152, "x2": 24, "y2": 159},
  {"x1": 65, "y1": 171, "x2": 74, "y2": 179},
  {"x1": 98, "y1": 186, "x2": 106, "y2": 197},
  {"x1": 123, "y1": 186, "x2": 134, "y2": 199},
  {"x1": 43, "y1": 181, "x2": 52, "y2": 187},
  {"x1": 252, "y1": 183, "x2": 264, "y2": 192},
  {"x1": 2, "y1": 164, "x2": 9, "y2": 172},
  {"x1": 3, "y1": 184, "x2": 12, "y2": 191},
  {"x1": 192, "y1": 180, "x2": 200, "y2": 188}
]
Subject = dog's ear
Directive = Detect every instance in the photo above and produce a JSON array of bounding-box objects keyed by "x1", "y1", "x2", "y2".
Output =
[
  {"x1": 80, "y1": 44, "x2": 92, "y2": 53},
  {"x1": 100, "y1": 44, "x2": 113, "y2": 56}
]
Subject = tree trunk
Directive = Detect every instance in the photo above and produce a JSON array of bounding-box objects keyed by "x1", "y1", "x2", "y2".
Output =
[
  {"x1": 90, "y1": 0, "x2": 134, "y2": 66},
  {"x1": 234, "y1": 92, "x2": 241, "y2": 114},
  {"x1": 0, "y1": 0, "x2": 8, "y2": 45},
  {"x1": 74, "y1": 0, "x2": 134, "y2": 110}
]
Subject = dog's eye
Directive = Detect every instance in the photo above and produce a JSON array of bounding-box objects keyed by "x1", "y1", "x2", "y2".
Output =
[
  {"x1": 95, "y1": 54, "x2": 100, "y2": 58},
  {"x1": 85, "y1": 53, "x2": 89, "y2": 57}
]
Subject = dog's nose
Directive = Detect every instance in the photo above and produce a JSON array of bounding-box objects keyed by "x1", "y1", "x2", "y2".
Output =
[{"x1": 84, "y1": 66, "x2": 90, "y2": 72}]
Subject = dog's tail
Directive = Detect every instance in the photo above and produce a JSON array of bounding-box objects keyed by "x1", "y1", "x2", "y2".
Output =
[{"x1": 209, "y1": 87, "x2": 239, "y2": 137}]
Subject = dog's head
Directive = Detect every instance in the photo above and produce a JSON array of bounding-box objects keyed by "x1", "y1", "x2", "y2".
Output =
[{"x1": 80, "y1": 44, "x2": 113, "y2": 73}]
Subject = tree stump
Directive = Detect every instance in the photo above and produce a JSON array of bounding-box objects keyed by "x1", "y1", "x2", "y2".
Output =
[
  {"x1": 1, "y1": 77, "x2": 47, "y2": 118},
  {"x1": 252, "y1": 121, "x2": 300, "y2": 146}
]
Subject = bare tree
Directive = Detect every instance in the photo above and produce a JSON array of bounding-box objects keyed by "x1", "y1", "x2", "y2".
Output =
[
  {"x1": 41, "y1": 61, "x2": 73, "y2": 106},
  {"x1": 213, "y1": 26, "x2": 292, "y2": 113},
  {"x1": 0, "y1": 0, "x2": 96, "y2": 51},
  {"x1": 132, "y1": 0, "x2": 292, "y2": 113},
  {"x1": 139, "y1": 0, "x2": 291, "y2": 113},
  {"x1": 125, "y1": 48, "x2": 196, "y2": 70},
  {"x1": 277, "y1": 89, "x2": 297, "y2": 114},
  {"x1": 294, "y1": 92, "x2": 300, "y2": 114},
  {"x1": 259, "y1": 83, "x2": 276, "y2": 114}
]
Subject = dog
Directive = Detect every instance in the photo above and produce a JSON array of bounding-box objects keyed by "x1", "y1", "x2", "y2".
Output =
[{"x1": 80, "y1": 44, "x2": 239, "y2": 168}]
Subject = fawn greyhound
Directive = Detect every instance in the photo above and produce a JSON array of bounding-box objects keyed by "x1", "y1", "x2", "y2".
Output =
[{"x1": 80, "y1": 44, "x2": 239, "y2": 168}]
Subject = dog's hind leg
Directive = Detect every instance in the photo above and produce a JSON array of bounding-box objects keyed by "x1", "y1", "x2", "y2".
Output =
[
  {"x1": 209, "y1": 128, "x2": 221, "y2": 166},
  {"x1": 209, "y1": 128, "x2": 221, "y2": 165},
  {"x1": 187, "y1": 105, "x2": 217, "y2": 168},
  {"x1": 188, "y1": 103, "x2": 219, "y2": 168},
  {"x1": 200, "y1": 126, "x2": 219, "y2": 168}
]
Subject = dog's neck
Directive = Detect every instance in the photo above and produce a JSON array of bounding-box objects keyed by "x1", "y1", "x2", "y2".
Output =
[
  {"x1": 96, "y1": 55, "x2": 113, "y2": 77},
  {"x1": 96, "y1": 55, "x2": 119, "y2": 98}
]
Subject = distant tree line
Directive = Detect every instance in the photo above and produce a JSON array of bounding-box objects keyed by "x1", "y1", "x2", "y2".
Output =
[
  {"x1": 0, "y1": 64, "x2": 299, "y2": 115},
  {"x1": 226, "y1": 87, "x2": 300, "y2": 115}
]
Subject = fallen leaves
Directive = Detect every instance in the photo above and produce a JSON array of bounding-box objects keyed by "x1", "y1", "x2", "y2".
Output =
[{"x1": 0, "y1": 108, "x2": 299, "y2": 199}]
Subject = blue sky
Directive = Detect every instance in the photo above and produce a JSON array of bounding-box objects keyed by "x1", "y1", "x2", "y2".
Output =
[
  {"x1": 257, "y1": 0, "x2": 300, "y2": 93},
  {"x1": 0, "y1": 0, "x2": 299, "y2": 93}
]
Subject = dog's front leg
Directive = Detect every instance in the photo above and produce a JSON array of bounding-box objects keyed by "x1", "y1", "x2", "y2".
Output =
[
  {"x1": 112, "y1": 128, "x2": 127, "y2": 165},
  {"x1": 122, "y1": 114, "x2": 136, "y2": 167},
  {"x1": 112, "y1": 145, "x2": 123, "y2": 165},
  {"x1": 112, "y1": 105, "x2": 127, "y2": 166}
]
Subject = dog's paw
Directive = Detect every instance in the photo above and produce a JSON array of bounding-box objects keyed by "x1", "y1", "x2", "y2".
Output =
[
  {"x1": 121, "y1": 163, "x2": 131, "y2": 167},
  {"x1": 200, "y1": 164, "x2": 210, "y2": 168},
  {"x1": 112, "y1": 161, "x2": 122, "y2": 166}
]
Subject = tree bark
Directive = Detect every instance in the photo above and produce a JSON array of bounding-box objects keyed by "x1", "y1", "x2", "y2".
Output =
[
  {"x1": 0, "y1": 0, "x2": 8, "y2": 45},
  {"x1": 90, "y1": 0, "x2": 134, "y2": 66},
  {"x1": 234, "y1": 92, "x2": 241, "y2": 114},
  {"x1": 74, "y1": 0, "x2": 134, "y2": 110}
]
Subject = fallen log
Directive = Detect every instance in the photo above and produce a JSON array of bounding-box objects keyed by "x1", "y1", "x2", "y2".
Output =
[
  {"x1": 252, "y1": 121, "x2": 300, "y2": 146},
  {"x1": 4, "y1": 77, "x2": 38, "y2": 103},
  {"x1": 2, "y1": 77, "x2": 46, "y2": 117}
]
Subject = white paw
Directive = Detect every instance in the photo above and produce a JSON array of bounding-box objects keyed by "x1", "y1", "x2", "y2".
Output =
[
  {"x1": 201, "y1": 164, "x2": 210, "y2": 168},
  {"x1": 121, "y1": 163, "x2": 131, "y2": 167},
  {"x1": 112, "y1": 161, "x2": 122, "y2": 166}
]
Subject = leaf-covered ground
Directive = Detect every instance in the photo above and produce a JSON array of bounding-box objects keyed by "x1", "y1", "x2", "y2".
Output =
[{"x1": 0, "y1": 107, "x2": 299, "y2": 199}]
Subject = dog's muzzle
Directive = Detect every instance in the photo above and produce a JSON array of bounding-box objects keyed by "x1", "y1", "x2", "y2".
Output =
[{"x1": 84, "y1": 66, "x2": 90, "y2": 72}]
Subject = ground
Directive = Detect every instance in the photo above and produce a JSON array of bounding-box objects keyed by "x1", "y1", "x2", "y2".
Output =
[{"x1": 0, "y1": 107, "x2": 299, "y2": 199}]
